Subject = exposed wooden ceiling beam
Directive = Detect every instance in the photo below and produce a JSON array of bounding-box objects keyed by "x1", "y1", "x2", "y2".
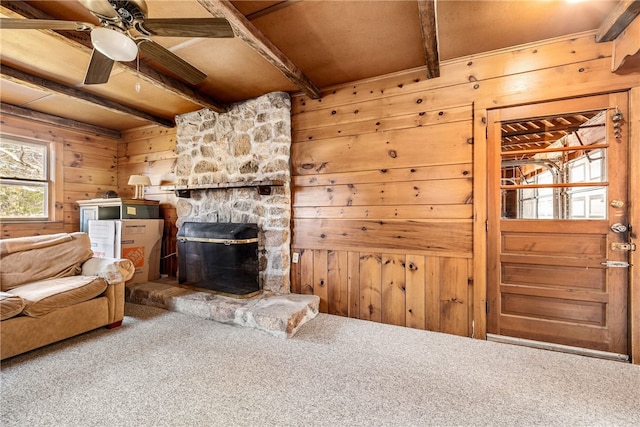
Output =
[
  {"x1": 0, "y1": 0, "x2": 228, "y2": 113},
  {"x1": 1, "y1": 102, "x2": 121, "y2": 139},
  {"x1": 1, "y1": 66, "x2": 176, "y2": 128},
  {"x1": 596, "y1": 0, "x2": 640, "y2": 42},
  {"x1": 611, "y1": 11, "x2": 640, "y2": 72},
  {"x1": 417, "y1": 0, "x2": 440, "y2": 79},
  {"x1": 197, "y1": 0, "x2": 322, "y2": 99}
]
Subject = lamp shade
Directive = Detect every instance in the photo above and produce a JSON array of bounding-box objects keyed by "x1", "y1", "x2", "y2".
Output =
[
  {"x1": 91, "y1": 27, "x2": 138, "y2": 62},
  {"x1": 128, "y1": 175, "x2": 151, "y2": 186},
  {"x1": 128, "y1": 175, "x2": 151, "y2": 199}
]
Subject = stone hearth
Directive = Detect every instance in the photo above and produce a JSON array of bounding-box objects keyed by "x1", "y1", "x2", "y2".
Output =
[{"x1": 126, "y1": 280, "x2": 319, "y2": 338}]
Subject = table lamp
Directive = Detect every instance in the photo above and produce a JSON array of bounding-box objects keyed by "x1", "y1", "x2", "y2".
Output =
[{"x1": 128, "y1": 175, "x2": 151, "y2": 199}]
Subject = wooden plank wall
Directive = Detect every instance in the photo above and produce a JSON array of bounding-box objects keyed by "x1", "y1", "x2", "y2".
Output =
[
  {"x1": 290, "y1": 101, "x2": 474, "y2": 335},
  {"x1": 117, "y1": 126, "x2": 179, "y2": 276},
  {"x1": 1, "y1": 115, "x2": 118, "y2": 238},
  {"x1": 290, "y1": 31, "x2": 640, "y2": 337}
]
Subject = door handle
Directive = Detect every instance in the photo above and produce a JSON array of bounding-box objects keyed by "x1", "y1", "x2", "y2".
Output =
[{"x1": 610, "y1": 223, "x2": 627, "y2": 233}]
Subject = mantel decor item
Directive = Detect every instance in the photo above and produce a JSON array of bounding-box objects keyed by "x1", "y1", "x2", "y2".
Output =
[{"x1": 128, "y1": 175, "x2": 151, "y2": 199}]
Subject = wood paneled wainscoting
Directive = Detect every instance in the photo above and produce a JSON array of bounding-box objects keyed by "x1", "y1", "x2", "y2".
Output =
[
  {"x1": 290, "y1": 103, "x2": 475, "y2": 336},
  {"x1": 292, "y1": 250, "x2": 473, "y2": 336}
]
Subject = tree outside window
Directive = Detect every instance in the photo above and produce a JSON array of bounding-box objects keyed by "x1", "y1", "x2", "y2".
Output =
[{"x1": 0, "y1": 137, "x2": 49, "y2": 220}]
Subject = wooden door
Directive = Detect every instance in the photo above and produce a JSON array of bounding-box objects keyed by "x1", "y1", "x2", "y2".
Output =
[{"x1": 487, "y1": 93, "x2": 630, "y2": 356}]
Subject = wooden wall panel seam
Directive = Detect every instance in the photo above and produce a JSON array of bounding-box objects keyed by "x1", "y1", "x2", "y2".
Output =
[
  {"x1": 292, "y1": 100, "x2": 472, "y2": 131},
  {"x1": 292, "y1": 163, "x2": 473, "y2": 187},
  {"x1": 292, "y1": 106, "x2": 473, "y2": 143}
]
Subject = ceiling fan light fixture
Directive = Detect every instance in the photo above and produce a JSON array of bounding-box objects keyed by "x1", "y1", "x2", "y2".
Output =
[{"x1": 91, "y1": 27, "x2": 138, "y2": 62}]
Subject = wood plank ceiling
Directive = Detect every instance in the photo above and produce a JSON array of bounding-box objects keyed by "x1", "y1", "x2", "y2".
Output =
[{"x1": 0, "y1": 0, "x2": 633, "y2": 136}]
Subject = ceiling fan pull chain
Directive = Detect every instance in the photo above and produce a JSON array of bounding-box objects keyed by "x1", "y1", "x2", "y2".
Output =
[{"x1": 135, "y1": 49, "x2": 141, "y2": 93}]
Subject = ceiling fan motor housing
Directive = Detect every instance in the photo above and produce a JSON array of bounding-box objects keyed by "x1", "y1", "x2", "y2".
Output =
[{"x1": 108, "y1": 0, "x2": 148, "y2": 25}]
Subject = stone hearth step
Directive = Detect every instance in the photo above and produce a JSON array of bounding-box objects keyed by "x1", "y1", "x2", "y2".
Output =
[{"x1": 125, "y1": 280, "x2": 320, "y2": 338}]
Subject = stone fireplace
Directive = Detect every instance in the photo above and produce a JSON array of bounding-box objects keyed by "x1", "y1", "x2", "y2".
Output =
[
  {"x1": 173, "y1": 92, "x2": 292, "y2": 295},
  {"x1": 125, "y1": 92, "x2": 318, "y2": 337}
]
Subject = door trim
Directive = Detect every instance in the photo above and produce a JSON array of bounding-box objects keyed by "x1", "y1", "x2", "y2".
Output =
[{"x1": 629, "y1": 87, "x2": 640, "y2": 365}]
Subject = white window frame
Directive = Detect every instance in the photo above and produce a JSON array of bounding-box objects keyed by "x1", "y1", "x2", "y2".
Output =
[{"x1": 0, "y1": 134, "x2": 62, "y2": 222}]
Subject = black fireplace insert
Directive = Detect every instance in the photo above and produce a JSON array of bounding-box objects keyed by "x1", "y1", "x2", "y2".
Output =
[{"x1": 177, "y1": 222, "x2": 259, "y2": 296}]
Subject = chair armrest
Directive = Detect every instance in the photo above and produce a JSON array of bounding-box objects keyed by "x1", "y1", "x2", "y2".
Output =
[{"x1": 81, "y1": 257, "x2": 135, "y2": 285}]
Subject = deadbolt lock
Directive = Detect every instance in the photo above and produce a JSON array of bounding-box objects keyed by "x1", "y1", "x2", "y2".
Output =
[
  {"x1": 610, "y1": 199, "x2": 624, "y2": 208},
  {"x1": 611, "y1": 242, "x2": 636, "y2": 251}
]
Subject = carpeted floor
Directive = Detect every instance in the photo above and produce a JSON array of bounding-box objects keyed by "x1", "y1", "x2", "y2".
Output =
[{"x1": 2, "y1": 302, "x2": 639, "y2": 427}]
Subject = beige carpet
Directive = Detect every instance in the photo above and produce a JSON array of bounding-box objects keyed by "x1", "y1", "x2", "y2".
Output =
[{"x1": 1, "y1": 302, "x2": 639, "y2": 426}]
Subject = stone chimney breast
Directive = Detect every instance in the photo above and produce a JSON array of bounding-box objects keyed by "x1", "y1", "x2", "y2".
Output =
[{"x1": 174, "y1": 92, "x2": 292, "y2": 294}]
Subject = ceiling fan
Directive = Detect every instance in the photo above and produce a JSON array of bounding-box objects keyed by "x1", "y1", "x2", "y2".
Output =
[{"x1": 0, "y1": 0, "x2": 234, "y2": 85}]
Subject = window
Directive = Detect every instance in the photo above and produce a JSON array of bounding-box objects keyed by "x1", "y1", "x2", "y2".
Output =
[
  {"x1": 500, "y1": 109, "x2": 608, "y2": 220},
  {"x1": 0, "y1": 136, "x2": 50, "y2": 220}
]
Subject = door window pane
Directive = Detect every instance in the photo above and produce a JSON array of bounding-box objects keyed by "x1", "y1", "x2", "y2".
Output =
[{"x1": 500, "y1": 109, "x2": 607, "y2": 219}]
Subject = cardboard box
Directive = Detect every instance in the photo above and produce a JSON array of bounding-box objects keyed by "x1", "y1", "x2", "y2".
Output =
[{"x1": 88, "y1": 219, "x2": 164, "y2": 285}]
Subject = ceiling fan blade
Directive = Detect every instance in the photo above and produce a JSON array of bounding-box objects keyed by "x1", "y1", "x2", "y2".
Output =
[
  {"x1": 84, "y1": 49, "x2": 115, "y2": 84},
  {"x1": 77, "y1": 0, "x2": 120, "y2": 21},
  {"x1": 0, "y1": 18, "x2": 94, "y2": 31},
  {"x1": 137, "y1": 18, "x2": 234, "y2": 38},
  {"x1": 138, "y1": 40, "x2": 207, "y2": 85}
]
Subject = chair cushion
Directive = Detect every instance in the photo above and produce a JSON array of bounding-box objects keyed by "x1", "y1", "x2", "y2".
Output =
[
  {"x1": 10, "y1": 276, "x2": 107, "y2": 317},
  {"x1": 0, "y1": 291, "x2": 26, "y2": 321}
]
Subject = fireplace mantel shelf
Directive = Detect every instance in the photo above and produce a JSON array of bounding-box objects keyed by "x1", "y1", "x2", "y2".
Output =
[{"x1": 161, "y1": 180, "x2": 284, "y2": 197}]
